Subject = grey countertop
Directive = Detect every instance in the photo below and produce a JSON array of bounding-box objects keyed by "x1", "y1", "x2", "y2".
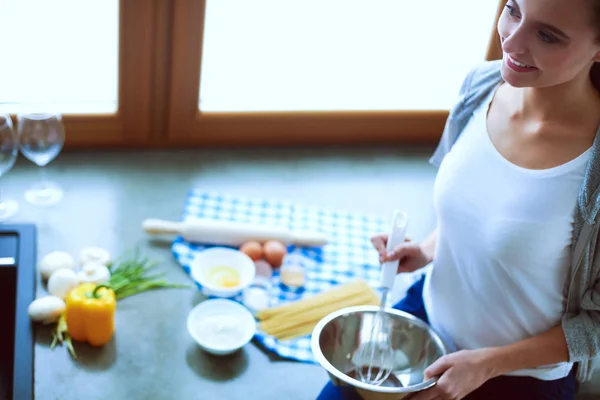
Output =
[
  {"x1": 10, "y1": 147, "x2": 438, "y2": 400},
  {"x1": 6, "y1": 147, "x2": 598, "y2": 399}
]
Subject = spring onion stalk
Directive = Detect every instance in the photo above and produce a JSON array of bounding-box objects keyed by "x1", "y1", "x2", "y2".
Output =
[
  {"x1": 108, "y1": 250, "x2": 190, "y2": 300},
  {"x1": 51, "y1": 313, "x2": 77, "y2": 359}
]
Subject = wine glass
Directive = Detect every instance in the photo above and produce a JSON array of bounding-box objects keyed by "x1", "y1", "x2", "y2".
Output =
[
  {"x1": 0, "y1": 115, "x2": 20, "y2": 220},
  {"x1": 17, "y1": 113, "x2": 65, "y2": 206}
]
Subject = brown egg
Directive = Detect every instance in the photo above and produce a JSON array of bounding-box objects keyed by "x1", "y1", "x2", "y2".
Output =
[
  {"x1": 240, "y1": 241, "x2": 263, "y2": 261},
  {"x1": 263, "y1": 240, "x2": 287, "y2": 268}
]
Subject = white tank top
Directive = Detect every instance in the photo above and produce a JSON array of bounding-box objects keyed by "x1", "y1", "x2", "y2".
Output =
[{"x1": 422, "y1": 87, "x2": 592, "y2": 381}]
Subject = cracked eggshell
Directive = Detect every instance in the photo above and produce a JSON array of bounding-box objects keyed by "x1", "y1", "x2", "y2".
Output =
[{"x1": 39, "y1": 251, "x2": 76, "y2": 280}]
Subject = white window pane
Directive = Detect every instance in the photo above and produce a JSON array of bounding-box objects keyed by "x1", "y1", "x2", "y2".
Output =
[
  {"x1": 200, "y1": 1, "x2": 499, "y2": 112},
  {"x1": 0, "y1": 0, "x2": 119, "y2": 114}
]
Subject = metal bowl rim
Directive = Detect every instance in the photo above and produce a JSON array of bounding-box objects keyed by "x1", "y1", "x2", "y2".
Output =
[{"x1": 311, "y1": 305, "x2": 449, "y2": 394}]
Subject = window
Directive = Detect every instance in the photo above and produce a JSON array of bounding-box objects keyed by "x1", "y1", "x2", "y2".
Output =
[
  {"x1": 0, "y1": 0, "x2": 119, "y2": 114},
  {"x1": 0, "y1": 0, "x2": 165, "y2": 146},
  {"x1": 168, "y1": 0, "x2": 505, "y2": 146},
  {"x1": 199, "y1": 0, "x2": 500, "y2": 112},
  {"x1": 0, "y1": 0, "x2": 505, "y2": 147}
]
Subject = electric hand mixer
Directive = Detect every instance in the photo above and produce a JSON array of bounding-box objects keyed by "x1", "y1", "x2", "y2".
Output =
[{"x1": 355, "y1": 210, "x2": 409, "y2": 385}]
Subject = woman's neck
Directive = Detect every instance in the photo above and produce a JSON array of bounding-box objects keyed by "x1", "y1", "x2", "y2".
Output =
[{"x1": 514, "y1": 69, "x2": 600, "y2": 123}]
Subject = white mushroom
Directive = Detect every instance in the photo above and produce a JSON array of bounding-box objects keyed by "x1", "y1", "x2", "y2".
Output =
[
  {"x1": 39, "y1": 251, "x2": 76, "y2": 280},
  {"x1": 27, "y1": 296, "x2": 66, "y2": 324},
  {"x1": 77, "y1": 262, "x2": 111, "y2": 285},
  {"x1": 79, "y1": 247, "x2": 111, "y2": 266},
  {"x1": 47, "y1": 269, "x2": 80, "y2": 299}
]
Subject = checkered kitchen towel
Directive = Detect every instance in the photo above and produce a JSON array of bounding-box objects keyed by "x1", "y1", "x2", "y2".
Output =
[{"x1": 172, "y1": 190, "x2": 392, "y2": 363}]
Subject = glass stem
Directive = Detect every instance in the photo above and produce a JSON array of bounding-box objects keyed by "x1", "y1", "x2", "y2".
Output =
[{"x1": 40, "y1": 165, "x2": 48, "y2": 189}]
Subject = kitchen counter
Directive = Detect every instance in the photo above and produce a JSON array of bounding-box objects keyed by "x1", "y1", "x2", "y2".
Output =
[{"x1": 5, "y1": 147, "x2": 599, "y2": 399}]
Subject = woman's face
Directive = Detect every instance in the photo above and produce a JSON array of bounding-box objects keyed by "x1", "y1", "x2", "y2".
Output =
[{"x1": 498, "y1": 0, "x2": 600, "y2": 88}]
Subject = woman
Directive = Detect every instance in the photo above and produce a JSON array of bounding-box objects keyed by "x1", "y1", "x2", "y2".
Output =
[{"x1": 318, "y1": 0, "x2": 600, "y2": 399}]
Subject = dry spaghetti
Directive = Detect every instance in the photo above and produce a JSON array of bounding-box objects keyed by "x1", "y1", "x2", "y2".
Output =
[{"x1": 257, "y1": 279, "x2": 379, "y2": 341}]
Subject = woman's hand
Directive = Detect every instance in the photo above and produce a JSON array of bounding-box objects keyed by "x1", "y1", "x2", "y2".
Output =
[
  {"x1": 411, "y1": 349, "x2": 499, "y2": 400},
  {"x1": 370, "y1": 233, "x2": 432, "y2": 273}
]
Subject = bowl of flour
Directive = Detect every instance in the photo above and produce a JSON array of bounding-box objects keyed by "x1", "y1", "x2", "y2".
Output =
[{"x1": 187, "y1": 298, "x2": 256, "y2": 356}]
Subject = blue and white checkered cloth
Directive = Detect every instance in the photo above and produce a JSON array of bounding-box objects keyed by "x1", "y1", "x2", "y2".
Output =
[{"x1": 172, "y1": 190, "x2": 390, "y2": 363}]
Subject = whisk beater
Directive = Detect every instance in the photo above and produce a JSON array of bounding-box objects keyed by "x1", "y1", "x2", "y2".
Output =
[
  {"x1": 356, "y1": 288, "x2": 394, "y2": 385},
  {"x1": 355, "y1": 210, "x2": 409, "y2": 385}
]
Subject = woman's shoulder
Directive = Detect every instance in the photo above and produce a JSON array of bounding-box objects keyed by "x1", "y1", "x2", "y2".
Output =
[
  {"x1": 429, "y1": 60, "x2": 504, "y2": 168},
  {"x1": 459, "y1": 60, "x2": 503, "y2": 97},
  {"x1": 451, "y1": 60, "x2": 503, "y2": 120}
]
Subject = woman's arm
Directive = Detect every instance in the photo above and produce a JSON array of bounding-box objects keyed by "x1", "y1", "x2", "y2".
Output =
[
  {"x1": 487, "y1": 325, "x2": 569, "y2": 375},
  {"x1": 420, "y1": 228, "x2": 438, "y2": 264},
  {"x1": 412, "y1": 325, "x2": 571, "y2": 400}
]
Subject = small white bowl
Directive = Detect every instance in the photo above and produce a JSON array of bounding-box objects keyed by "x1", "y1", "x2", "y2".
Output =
[
  {"x1": 190, "y1": 247, "x2": 256, "y2": 298},
  {"x1": 187, "y1": 299, "x2": 256, "y2": 356}
]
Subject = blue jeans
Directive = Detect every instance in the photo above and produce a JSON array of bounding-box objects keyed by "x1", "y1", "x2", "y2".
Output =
[{"x1": 317, "y1": 275, "x2": 577, "y2": 400}]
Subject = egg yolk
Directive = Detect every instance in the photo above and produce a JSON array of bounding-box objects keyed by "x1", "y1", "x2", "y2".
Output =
[{"x1": 208, "y1": 266, "x2": 240, "y2": 288}]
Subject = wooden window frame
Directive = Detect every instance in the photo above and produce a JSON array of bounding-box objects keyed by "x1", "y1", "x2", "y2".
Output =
[
  {"x1": 165, "y1": 0, "x2": 506, "y2": 147},
  {"x1": 10, "y1": 1, "x2": 505, "y2": 148}
]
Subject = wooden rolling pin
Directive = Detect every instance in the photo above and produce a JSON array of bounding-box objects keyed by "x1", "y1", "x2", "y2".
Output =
[{"x1": 142, "y1": 218, "x2": 328, "y2": 247}]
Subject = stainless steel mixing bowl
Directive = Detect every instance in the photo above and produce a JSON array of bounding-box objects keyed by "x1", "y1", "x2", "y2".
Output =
[{"x1": 311, "y1": 306, "x2": 449, "y2": 400}]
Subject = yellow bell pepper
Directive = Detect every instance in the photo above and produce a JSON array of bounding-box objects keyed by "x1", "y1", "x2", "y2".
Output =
[{"x1": 65, "y1": 283, "x2": 116, "y2": 347}]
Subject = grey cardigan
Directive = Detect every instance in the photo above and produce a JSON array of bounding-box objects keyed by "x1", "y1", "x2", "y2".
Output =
[{"x1": 429, "y1": 60, "x2": 600, "y2": 383}]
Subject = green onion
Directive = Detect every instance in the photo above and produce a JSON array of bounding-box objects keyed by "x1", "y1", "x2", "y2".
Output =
[
  {"x1": 108, "y1": 250, "x2": 191, "y2": 300},
  {"x1": 51, "y1": 313, "x2": 77, "y2": 359}
]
